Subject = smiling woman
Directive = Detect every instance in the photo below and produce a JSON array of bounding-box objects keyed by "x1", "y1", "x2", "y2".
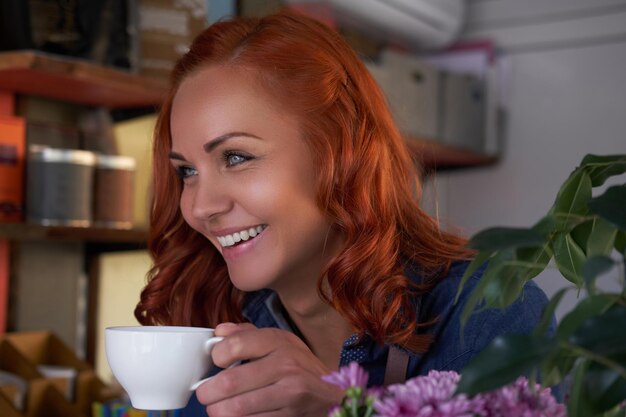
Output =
[
  {"x1": 133, "y1": 9, "x2": 554, "y2": 417},
  {"x1": 168, "y1": 64, "x2": 340, "y2": 293}
]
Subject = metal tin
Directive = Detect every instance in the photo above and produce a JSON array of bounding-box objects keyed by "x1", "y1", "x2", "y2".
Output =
[
  {"x1": 26, "y1": 146, "x2": 96, "y2": 227},
  {"x1": 93, "y1": 154, "x2": 136, "y2": 229}
]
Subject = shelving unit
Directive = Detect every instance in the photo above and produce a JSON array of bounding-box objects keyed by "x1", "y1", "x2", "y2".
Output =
[
  {"x1": 0, "y1": 50, "x2": 161, "y2": 245},
  {"x1": 0, "y1": 50, "x2": 497, "y2": 366},
  {"x1": 0, "y1": 51, "x2": 167, "y2": 108},
  {"x1": 0, "y1": 51, "x2": 162, "y2": 366},
  {"x1": 0, "y1": 51, "x2": 498, "y2": 236},
  {"x1": 407, "y1": 137, "x2": 497, "y2": 172},
  {"x1": 0, "y1": 50, "x2": 497, "y2": 174},
  {"x1": 0, "y1": 223, "x2": 148, "y2": 244}
]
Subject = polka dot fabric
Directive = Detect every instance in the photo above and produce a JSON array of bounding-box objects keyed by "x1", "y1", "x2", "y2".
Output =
[{"x1": 339, "y1": 333, "x2": 368, "y2": 366}]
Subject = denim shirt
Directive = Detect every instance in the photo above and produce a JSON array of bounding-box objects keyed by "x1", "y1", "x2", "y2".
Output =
[{"x1": 182, "y1": 260, "x2": 554, "y2": 416}]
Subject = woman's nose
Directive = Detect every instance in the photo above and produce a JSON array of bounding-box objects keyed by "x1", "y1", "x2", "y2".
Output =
[{"x1": 189, "y1": 176, "x2": 233, "y2": 221}]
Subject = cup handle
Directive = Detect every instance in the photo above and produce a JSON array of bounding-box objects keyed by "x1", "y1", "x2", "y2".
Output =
[
  {"x1": 190, "y1": 337, "x2": 240, "y2": 391},
  {"x1": 203, "y1": 336, "x2": 224, "y2": 354},
  {"x1": 190, "y1": 377, "x2": 211, "y2": 391}
]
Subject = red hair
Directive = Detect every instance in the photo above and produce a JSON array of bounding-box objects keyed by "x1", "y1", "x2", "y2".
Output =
[{"x1": 135, "y1": 10, "x2": 471, "y2": 352}]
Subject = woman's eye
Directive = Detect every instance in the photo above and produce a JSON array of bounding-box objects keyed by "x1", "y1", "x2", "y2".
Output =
[
  {"x1": 224, "y1": 151, "x2": 251, "y2": 167},
  {"x1": 175, "y1": 165, "x2": 197, "y2": 179}
]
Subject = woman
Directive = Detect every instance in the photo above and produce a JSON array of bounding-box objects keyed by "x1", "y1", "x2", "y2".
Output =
[{"x1": 135, "y1": 10, "x2": 552, "y2": 417}]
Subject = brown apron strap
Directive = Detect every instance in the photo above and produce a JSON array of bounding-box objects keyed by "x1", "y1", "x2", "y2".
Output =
[{"x1": 383, "y1": 345, "x2": 409, "y2": 386}]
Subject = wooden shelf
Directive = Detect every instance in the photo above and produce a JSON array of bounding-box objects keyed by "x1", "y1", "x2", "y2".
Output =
[
  {"x1": 406, "y1": 136, "x2": 498, "y2": 173},
  {"x1": 0, "y1": 52, "x2": 496, "y2": 172},
  {"x1": 0, "y1": 51, "x2": 167, "y2": 108},
  {"x1": 0, "y1": 223, "x2": 148, "y2": 244}
]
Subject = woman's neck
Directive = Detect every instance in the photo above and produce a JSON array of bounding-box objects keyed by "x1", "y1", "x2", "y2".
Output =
[{"x1": 277, "y1": 290, "x2": 354, "y2": 371}]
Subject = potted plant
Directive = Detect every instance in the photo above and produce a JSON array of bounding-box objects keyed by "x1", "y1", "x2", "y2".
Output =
[
  {"x1": 325, "y1": 154, "x2": 626, "y2": 417},
  {"x1": 456, "y1": 153, "x2": 626, "y2": 417}
]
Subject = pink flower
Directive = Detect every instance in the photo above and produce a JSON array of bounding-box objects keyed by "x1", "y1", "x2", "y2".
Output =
[
  {"x1": 479, "y1": 376, "x2": 566, "y2": 417},
  {"x1": 324, "y1": 364, "x2": 566, "y2": 417},
  {"x1": 323, "y1": 361, "x2": 370, "y2": 390},
  {"x1": 374, "y1": 371, "x2": 478, "y2": 417}
]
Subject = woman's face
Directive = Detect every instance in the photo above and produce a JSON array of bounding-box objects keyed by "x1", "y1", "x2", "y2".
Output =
[{"x1": 169, "y1": 65, "x2": 343, "y2": 295}]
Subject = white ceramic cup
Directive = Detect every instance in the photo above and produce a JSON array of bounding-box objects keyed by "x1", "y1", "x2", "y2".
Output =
[{"x1": 105, "y1": 325, "x2": 223, "y2": 410}]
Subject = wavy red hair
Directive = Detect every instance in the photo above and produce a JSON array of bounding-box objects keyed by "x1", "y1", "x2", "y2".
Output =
[{"x1": 135, "y1": 10, "x2": 471, "y2": 352}]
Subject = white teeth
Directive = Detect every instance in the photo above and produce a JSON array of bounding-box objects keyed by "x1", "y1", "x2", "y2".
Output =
[{"x1": 218, "y1": 225, "x2": 266, "y2": 248}]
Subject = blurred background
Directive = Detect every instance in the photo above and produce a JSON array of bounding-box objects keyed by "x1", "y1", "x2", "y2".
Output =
[{"x1": 0, "y1": 1, "x2": 624, "y2": 414}]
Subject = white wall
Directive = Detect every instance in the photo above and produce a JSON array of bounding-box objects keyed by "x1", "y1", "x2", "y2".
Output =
[{"x1": 436, "y1": 0, "x2": 626, "y2": 318}]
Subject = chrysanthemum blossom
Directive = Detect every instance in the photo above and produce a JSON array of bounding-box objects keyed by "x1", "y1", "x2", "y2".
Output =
[
  {"x1": 480, "y1": 376, "x2": 566, "y2": 417},
  {"x1": 325, "y1": 365, "x2": 566, "y2": 417},
  {"x1": 323, "y1": 361, "x2": 370, "y2": 390},
  {"x1": 374, "y1": 371, "x2": 478, "y2": 417}
]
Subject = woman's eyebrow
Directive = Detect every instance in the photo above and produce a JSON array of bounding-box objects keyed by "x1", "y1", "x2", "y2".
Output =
[
  {"x1": 203, "y1": 131, "x2": 262, "y2": 153},
  {"x1": 169, "y1": 151, "x2": 186, "y2": 161}
]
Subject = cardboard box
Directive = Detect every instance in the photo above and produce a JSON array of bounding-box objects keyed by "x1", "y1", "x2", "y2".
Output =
[
  {"x1": 0, "y1": 337, "x2": 41, "y2": 382},
  {"x1": 365, "y1": 51, "x2": 442, "y2": 140},
  {"x1": 0, "y1": 116, "x2": 26, "y2": 222},
  {"x1": 26, "y1": 379, "x2": 82, "y2": 417},
  {"x1": 0, "y1": 339, "x2": 40, "y2": 416},
  {"x1": 440, "y1": 71, "x2": 486, "y2": 153},
  {"x1": 0, "y1": 369, "x2": 28, "y2": 412},
  {"x1": 0, "y1": 389, "x2": 23, "y2": 417},
  {"x1": 4, "y1": 332, "x2": 117, "y2": 417},
  {"x1": 139, "y1": 0, "x2": 207, "y2": 81},
  {"x1": 381, "y1": 50, "x2": 441, "y2": 140},
  {"x1": 4, "y1": 332, "x2": 90, "y2": 372}
]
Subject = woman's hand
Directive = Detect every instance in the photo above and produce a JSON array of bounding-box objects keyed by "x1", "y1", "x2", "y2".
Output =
[{"x1": 196, "y1": 322, "x2": 345, "y2": 417}]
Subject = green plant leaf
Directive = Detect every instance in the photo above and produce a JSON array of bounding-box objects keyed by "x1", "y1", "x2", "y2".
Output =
[
  {"x1": 540, "y1": 348, "x2": 577, "y2": 387},
  {"x1": 556, "y1": 294, "x2": 615, "y2": 341},
  {"x1": 582, "y1": 256, "x2": 615, "y2": 292},
  {"x1": 552, "y1": 233, "x2": 587, "y2": 286},
  {"x1": 554, "y1": 169, "x2": 592, "y2": 217},
  {"x1": 483, "y1": 264, "x2": 528, "y2": 309},
  {"x1": 516, "y1": 243, "x2": 553, "y2": 281},
  {"x1": 568, "y1": 304, "x2": 626, "y2": 357},
  {"x1": 455, "y1": 250, "x2": 493, "y2": 304},
  {"x1": 588, "y1": 185, "x2": 626, "y2": 230},
  {"x1": 460, "y1": 248, "x2": 546, "y2": 326},
  {"x1": 534, "y1": 287, "x2": 569, "y2": 337},
  {"x1": 567, "y1": 359, "x2": 596, "y2": 417},
  {"x1": 461, "y1": 249, "x2": 530, "y2": 325},
  {"x1": 460, "y1": 266, "x2": 494, "y2": 327},
  {"x1": 550, "y1": 212, "x2": 589, "y2": 233},
  {"x1": 467, "y1": 227, "x2": 546, "y2": 251},
  {"x1": 456, "y1": 334, "x2": 556, "y2": 396},
  {"x1": 584, "y1": 362, "x2": 626, "y2": 415},
  {"x1": 460, "y1": 251, "x2": 512, "y2": 324},
  {"x1": 586, "y1": 217, "x2": 618, "y2": 257},
  {"x1": 616, "y1": 231, "x2": 626, "y2": 255},
  {"x1": 601, "y1": 406, "x2": 626, "y2": 417},
  {"x1": 531, "y1": 215, "x2": 557, "y2": 236},
  {"x1": 569, "y1": 217, "x2": 617, "y2": 284},
  {"x1": 570, "y1": 219, "x2": 594, "y2": 255},
  {"x1": 580, "y1": 154, "x2": 626, "y2": 186}
]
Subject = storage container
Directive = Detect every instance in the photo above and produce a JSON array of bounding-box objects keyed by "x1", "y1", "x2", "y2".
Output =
[
  {"x1": 93, "y1": 155, "x2": 135, "y2": 229},
  {"x1": 26, "y1": 147, "x2": 96, "y2": 227}
]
